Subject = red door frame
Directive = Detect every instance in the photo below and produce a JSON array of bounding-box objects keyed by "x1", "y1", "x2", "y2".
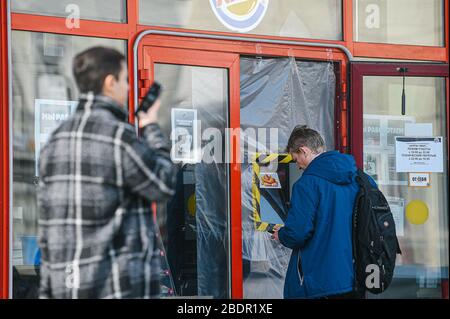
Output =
[
  {"x1": 350, "y1": 63, "x2": 449, "y2": 167},
  {"x1": 137, "y1": 37, "x2": 349, "y2": 299},
  {"x1": 350, "y1": 62, "x2": 450, "y2": 299},
  {"x1": 0, "y1": 0, "x2": 10, "y2": 300},
  {"x1": 137, "y1": 34, "x2": 351, "y2": 153},
  {"x1": 141, "y1": 46, "x2": 241, "y2": 298}
]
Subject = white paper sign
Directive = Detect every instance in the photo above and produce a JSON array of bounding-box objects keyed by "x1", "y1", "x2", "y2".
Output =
[
  {"x1": 408, "y1": 173, "x2": 430, "y2": 187},
  {"x1": 395, "y1": 137, "x2": 443, "y2": 173},
  {"x1": 171, "y1": 108, "x2": 198, "y2": 163},
  {"x1": 34, "y1": 99, "x2": 77, "y2": 176},
  {"x1": 386, "y1": 197, "x2": 405, "y2": 237}
]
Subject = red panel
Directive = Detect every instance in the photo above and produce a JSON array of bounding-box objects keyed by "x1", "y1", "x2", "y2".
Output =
[
  {"x1": 11, "y1": 13, "x2": 129, "y2": 39},
  {"x1": 137, "y1": 25, "x2": 346, "y2": 47},
  {"x1": 340, "y1": 59, "x2": 349, "y2": 153},
  {"x1": 353, "y1": 42, "x2": 447, "y2": 62},
  {"x1": 127, "y1": 0, "x2": 139, "y2": 124},
  {"x1": 138, "y1": 31, "x2": 348, "y2": 62},
  {"x1": 446, "y1": 0, "x2": 449, "y2": 63},
  {"x1": 334, "y1": 62, "x2": 342, "y2": 151},
  {"x1": 0, "y1": 0, "x2": 10, "y2": 300},
  {"x1": 350, "y1": 64, "x2": 364, "y2": 168},
  {"x1": 342, "y1": 0, "x2": 354, "y2": 54},
  {"x1": 144, "y1": 46, "x2": 238, "y2": 68},
  {"x1": 442, "y1": 279, "x2": 449, "y2": 299},
  {"x1": 351, "y1": 63, "x2": 449, "y2": 77},
  {"x1": 229, "y1": 58, "x2": 243, "y2": 299}
]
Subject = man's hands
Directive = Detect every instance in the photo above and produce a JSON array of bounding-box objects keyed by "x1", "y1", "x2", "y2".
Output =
[
  {"x1": 271, "y1": 225, "x2": 282, "y2": 242},
  {"x1": 137, "y1": 98, "x2": 161, "y2": 128}
]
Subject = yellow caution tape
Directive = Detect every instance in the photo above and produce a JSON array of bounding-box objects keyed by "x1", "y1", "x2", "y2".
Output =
[{"x1": 251, "y1": 153, "x2": 294, "y2": 232}]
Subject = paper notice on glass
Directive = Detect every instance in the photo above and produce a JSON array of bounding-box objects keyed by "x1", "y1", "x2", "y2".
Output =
[
  {"x1": 386, "y1": 197, "x2": 405, "y2": 237},
  {"x1": 395, "y1": 137, "x2": 443, "y2": 173},
  {"x1": 408, "y1": 173, "x2": 431, "y2": 188},
  {"x1": 34, "y1": 99, "x2": 77, "y2": 176},
  {"x1": 171, "y1": 108, "x2": 198, "y2": 163}
]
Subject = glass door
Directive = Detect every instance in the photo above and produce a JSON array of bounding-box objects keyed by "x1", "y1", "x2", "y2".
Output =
[
  {"x1": 140, "y1": 46, "x2": 241, "y2": 298},
  {"x1": 351, "y1": 63, "x2": 449, "y2": 299}
]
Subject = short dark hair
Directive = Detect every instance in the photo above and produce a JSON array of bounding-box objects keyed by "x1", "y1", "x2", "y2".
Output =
[
  {"x1": 72, "y1": 46, "x2": 126, "y2": 94},
  {"x1": 287, "y1": 125, "x2": 325, "y2": 154}
]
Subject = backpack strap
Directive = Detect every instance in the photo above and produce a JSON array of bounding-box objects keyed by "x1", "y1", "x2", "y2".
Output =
[
  {"x1": 353, "y1": 168, "x2": 373, "y2": 293},
  {"x1": 355, "y1": 168, "x2": 373, "y2": 188},
  {"x1": 352, "y1": 170, "x2": 364, "y2": 292}
]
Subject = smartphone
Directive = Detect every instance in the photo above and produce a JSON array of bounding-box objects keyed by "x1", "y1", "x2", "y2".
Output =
[
  {"x1": 135, "y1": 81, "x2": 161, "y2": 116},
  {"x1": 266, "y1": 224, "x2": 276, "y2": 234}
]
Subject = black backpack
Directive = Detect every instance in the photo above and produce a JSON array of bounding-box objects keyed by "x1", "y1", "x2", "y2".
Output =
[{"x1": 352, "y1": 168, "x2": 402, "y2": 295}]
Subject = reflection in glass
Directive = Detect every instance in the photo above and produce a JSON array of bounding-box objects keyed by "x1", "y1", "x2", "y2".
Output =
[
  {"x1": 363, "y1": 76, "x2": 448, "y2": 298},
  {"x1": 353, "y1": 0, "x2": 444, "y2": 46},
  {"x1": 11, "y1": 31, "x2": 125, "y2": 298}
]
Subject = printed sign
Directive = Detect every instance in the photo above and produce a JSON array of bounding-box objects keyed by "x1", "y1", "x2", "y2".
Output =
[
  {"x1": 395, "y1": 137, "x2": 444, "y2": 173},
  {"x1": 209, "y1": 0, "x2": 269, "y2": 33},
  {"x1": 408, "y1": 173, "x2": 431, "y2": 188},
  {"x1": 34, "y1": 99, "x2": 77, "y2": 176},
  {"x1": 259, "y1": 172, "x2": 281, "y2": 189},
  {"x1": 171, "y1": 108, "x2": 198, "y2": 163},
  {"x1": 386, "y1": 197, "x2": 405, "y2": 237},
  {"x1": 363, "y1": 114, "x2": 415, "y2": 186}
]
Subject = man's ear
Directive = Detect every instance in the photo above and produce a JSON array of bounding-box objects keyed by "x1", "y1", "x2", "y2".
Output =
[{"x1": 102, "y1": 74, "x2": 116, "y2": 94}]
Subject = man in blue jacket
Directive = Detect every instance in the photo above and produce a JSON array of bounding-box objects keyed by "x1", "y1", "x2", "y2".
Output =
[{"x1": 272, "y1": 125, "x2": 364, "y2": 299}]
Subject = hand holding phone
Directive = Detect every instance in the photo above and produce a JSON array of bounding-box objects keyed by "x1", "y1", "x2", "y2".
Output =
[
  {"x1": 269, "y1": 224, "x2": 282, "y2": 241},
  {"x1": 136, "y1": 82, "x2": 162, "y2": 128},
  {"x1": 135, "y1": 82, "x2": 162, "y2": 116}
]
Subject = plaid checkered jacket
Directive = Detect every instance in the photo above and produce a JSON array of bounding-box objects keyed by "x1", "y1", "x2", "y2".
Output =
[{"x1": 37, "y1": 94, "x2": 177, "y2": 299}]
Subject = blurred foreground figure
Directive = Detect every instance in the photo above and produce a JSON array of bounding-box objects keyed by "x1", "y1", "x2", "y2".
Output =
[{"x1": 38, "y1": 47, "x2": 177, "y2": 299}]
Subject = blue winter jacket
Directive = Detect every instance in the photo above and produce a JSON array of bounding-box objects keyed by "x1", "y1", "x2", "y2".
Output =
[{"x1": 279, "y1": 151, "x2": 370, "y2": 299}]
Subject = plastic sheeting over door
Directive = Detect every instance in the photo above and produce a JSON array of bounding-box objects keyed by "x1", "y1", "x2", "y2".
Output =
[{"x1": 240, "y1": 57, "x2": 336, "y2": 298}]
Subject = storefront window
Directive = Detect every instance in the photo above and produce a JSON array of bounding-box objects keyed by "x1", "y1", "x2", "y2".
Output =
[
  {"x1": 362, "y1": 76, "x2": 448, "y2": 298},
  {"x1": 353, "y1": 0, "x2": 445, "y2": 46},
  {"x1": 153, "y1": 63, "x2": 230, "y2": 298},
  {"x1": 11, "y1": 31, "x2": 126, "y2": 298},
  {"x1": 12, "y1": 0, "x2": 126, "y2": 23},
  {"x1": 139, "y1": 0, "x2": 342, "y2": 40}
]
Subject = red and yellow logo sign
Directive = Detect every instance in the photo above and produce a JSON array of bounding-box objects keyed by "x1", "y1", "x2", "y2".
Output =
[{"x1": 210, "y1": 0, "x2": 269, "y2": 33}]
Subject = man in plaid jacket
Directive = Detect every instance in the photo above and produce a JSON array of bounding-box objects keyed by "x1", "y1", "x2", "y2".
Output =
[{"x1": 37, "y1": 47, "x2": 177, "y2": 298}]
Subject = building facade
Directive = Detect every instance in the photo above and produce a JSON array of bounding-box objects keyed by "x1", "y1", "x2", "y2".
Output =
[{"x1": 0, "y1": 0, "x2": 449, "y2": 299}]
